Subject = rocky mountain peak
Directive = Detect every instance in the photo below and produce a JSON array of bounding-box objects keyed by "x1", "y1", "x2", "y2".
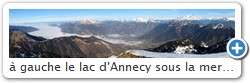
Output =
[
  {"x1": 80, "y1": 18, "x2": 99, "y2": 24},
  {"x1": 9, "y1": 31, "x2": 28, "y2": 42}
]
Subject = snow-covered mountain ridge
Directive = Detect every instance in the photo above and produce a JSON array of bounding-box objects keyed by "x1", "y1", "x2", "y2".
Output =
[{"x1": 71, "y1": 14, "x2": 234, "y2": 24}]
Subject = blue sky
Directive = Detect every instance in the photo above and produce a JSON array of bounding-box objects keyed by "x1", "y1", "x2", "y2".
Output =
[{"x1": 10, "y1": 9, "x2": 234, "y2": 23}]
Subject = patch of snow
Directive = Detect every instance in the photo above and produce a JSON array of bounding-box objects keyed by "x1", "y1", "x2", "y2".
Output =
[
  {"x1": 173, "y1": 45, "x2": 197, "y2": 54},
  {"x1": 201, "y1": 42, "x2": 209, "y2": 48},
  {"x1": 132, "y1": 17, "x2": 151, "y2": 22},
  {"x1": 223, "y1": 17, "x2": 235, "y2": 21},
  {"x1": 129, "y1": 34, "x2": 137, "y2": 37},
  {"x1": 109, "y1": 55, "x2": 117, "y2": 58},
  {"x1": 127, "y1": 50, "x2": 230, "y2": 58},
  {"x1": 80, "y1": 18, "x2": 99, "y2": 24},
  {"x1": 107, "y1": 34, "x2": 122, "y2": 38},
  {"x1": 205, "y1": 17, "x2": 234, "y2": 21},
  {"x1": 117, "y1": 19, "x2": 131, "y2": 22},
  {"x1": 20, "y1": 53, "x2": 25, "y2": 57},
  {"x1": 212, "y1": 23, "x2": 225, "y2": 29}
]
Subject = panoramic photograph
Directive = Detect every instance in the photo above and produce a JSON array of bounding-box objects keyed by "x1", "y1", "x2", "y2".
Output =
[{"x1": 9, "y1": 9, "x2": 235, "y2": 58}]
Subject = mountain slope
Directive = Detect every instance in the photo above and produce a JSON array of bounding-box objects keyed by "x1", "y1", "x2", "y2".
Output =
[
  {"x1": 140, "y1": 21, "x2": 201, "y2": 44},
  {"x1": 146, "y1": 39, "x2": 229, "y2": 54},
  {"x1": 140, "y1": 21, "x2": 234, "y2": 47},
  {"x1": 9, "y1": 31, "x2": 128, "y2": 58},
  {"x1": 188, "y1": 23, "x2": 234, "y2": 46}
]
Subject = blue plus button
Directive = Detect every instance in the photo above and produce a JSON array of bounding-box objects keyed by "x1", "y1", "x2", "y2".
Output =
[
  {"x1": 227, "y1": 38, "x2": 248, "y2": 59},
  {"x1": 229, "y1": 40, "x2": 245, "y2": 56}
]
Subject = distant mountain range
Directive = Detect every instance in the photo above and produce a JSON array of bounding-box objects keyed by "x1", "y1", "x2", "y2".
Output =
[
  {"x1": 173, "y1": 14, "x2": 234, "y2": 21},
  {"x1": 10, "y1": 25, "x2": 39, "y2": 33},
  {"x1": 59, "y1": 18, "x2": 159, "y2": 37},
  {"x1": 112, "y1": 14, "x2": 234, "y2": 22},
  {"x1": 58, "y1": 15, "x2": 234, "y2": 38}
]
